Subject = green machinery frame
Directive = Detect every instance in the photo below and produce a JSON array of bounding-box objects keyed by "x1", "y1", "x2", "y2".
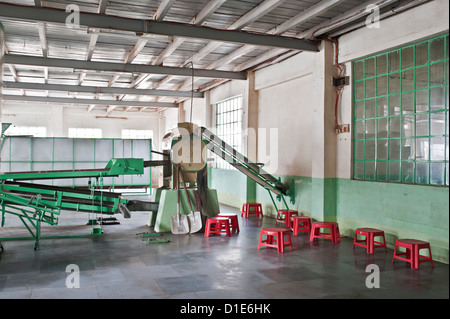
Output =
[
  {"x1": 0, "y1": 158, "x2": 144, "y2": 249},
  {"x1": 0, "y1": 132, "x2": 152, "y2": 191},
  {"x1": 199, "y1": 126, "x2": 295, "y2": 211}
]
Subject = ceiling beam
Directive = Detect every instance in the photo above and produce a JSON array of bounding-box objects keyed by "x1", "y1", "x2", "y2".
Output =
[
  {"x1": 174, "y1": 0, "x2": 343, "y2": 92},
  {"x1": 153, "y1": 0, "x2": 176, "y2": 21},
  {"x1": 149, "y1": 0, "x2": 287, "y2": 91},
  {"x1": 231, "y1": 0, "x2": 401, "y2": 74},
  {"x1": 97, "y1": 0, "x2": 108, "y2": 14},
  {"x1": 2, "y1": 95, "x2": 179, "y2": 108},
  {"x1": 0, "y1": 3, "x2": 318, "y2": 52},
  {"x1": 37, "y1": 22, "x2": 48, "y2": 57},
  {"x1": 3, "y1": 81, "x2": 204, "y2": 98},
  {"x1": 4, "y1": 54, "x2": 247, "y2": 80}
]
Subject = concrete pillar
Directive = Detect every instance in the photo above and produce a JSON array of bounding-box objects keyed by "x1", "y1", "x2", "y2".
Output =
[
  {"x1": 311, "y1": 40, "x2": 338, "y2": 221},
  {"x1": 246, "y1": 71, "x2": 258, "y2": 202}
]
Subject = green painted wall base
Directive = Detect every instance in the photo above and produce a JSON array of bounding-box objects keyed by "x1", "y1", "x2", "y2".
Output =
[{"x1": 154, "y1": 188, "x2": 220, "y2": 233}]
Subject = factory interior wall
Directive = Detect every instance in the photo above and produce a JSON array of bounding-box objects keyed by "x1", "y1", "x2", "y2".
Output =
[{"x1": 205, "y1": 0, "x2": 450, "y2": 263}]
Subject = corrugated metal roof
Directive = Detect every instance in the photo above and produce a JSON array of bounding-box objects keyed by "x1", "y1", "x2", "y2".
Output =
[{"x1": 0, "y1": 0, "x2": 429, "y2": 113}]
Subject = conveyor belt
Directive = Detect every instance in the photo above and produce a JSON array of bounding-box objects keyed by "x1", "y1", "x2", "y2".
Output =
[{"x1": 200, "y1": 127, "x2": 288, "y2": 196}]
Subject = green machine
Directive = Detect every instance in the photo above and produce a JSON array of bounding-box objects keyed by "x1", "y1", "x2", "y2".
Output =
[{"x1": 0, "y1": 158, "x2": 144, "y2": 249}]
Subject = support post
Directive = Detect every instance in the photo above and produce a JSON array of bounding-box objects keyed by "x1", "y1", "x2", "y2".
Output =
[
  {"x1": 246, "y1": 71, "x2": 258, "y2": 203},
  {"x1": 311, "y1": 40, "x2": 338, "y2": 222}
]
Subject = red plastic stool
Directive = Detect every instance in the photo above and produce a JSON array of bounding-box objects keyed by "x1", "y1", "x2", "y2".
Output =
[
  {"x1": 309, "y1": 221, "x2": 341, "y2": 244},
  {"x1": 290, "y1": 216, "x2": 311, "y2": 236},
  {"x1": 204, "y1": 217, "x2": 231, "y2": 237},
  {"x1": 216, "y1": 213, "x2": 240, "y2": 233},
  {"x1": 392, "y1": 239, "x2": 434, "y2": 269},
  {"x1": 275, "y1": 209, "x2": 298, "y2": 227},
  {"x1": 353, "y1": 228, "x2": 387, "y2": 254},
  {"x1": 241, "y1": 203, "x2": 263, "y2": 218},
  {"x1": 258, "y1": 227, "x2": 292, "y2": 253}
]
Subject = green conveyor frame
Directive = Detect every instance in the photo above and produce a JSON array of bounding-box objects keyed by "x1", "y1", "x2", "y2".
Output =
[
  {"x1": 199, "y1": 127, "x2": 295, "y2": 211},
  {"x1": 0, "y1": 158, "x2": 144, "y2": 249}
]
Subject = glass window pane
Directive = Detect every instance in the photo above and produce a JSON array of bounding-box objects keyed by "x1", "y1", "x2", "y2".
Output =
[
  {"x1": 365, "y1": 58, "x2": 375, "y2": 78},
  {"x1": 355, "y1": 100, "x2": 365, "y2": 119},
  {"x1": 402, "y1": 69, "x2": 414, "y2": 92},
  {"x1": 365, "y1": 161, "x2": 376, "y2": 180},
  {"x1": 378, "y1": 118, "x2": 388, "y2": 138},
  {"x1": 355, "y1": 120, "x2": 365, "y2": 139},
  {"x1": 390, "y1": 117, "x2": 401, "y2": 137},
  {"x1": 366, "y1": 78, "x2": 376, "y2": 98},
  {"x1": 430, "y1": 87, "x2": 445, "y2": 111},
  {"x1": 430, "y1": 62, "x2": 445, "y2": 86},
  {"x1": 430, "y1": 137, "x2": 445, "y2": 160},
  {"x1": 416, "y1": 137, "x2": 429, "y2": 160},
  {"x1": 365, "y1": 140, "x2": 375, "y2": 159},
  {"x1": 389, "y1": 72, "x2": 401, "y2": 94},
  {"x1": 402, "y1": 46, "x2": 414, "y2": 69},
  {"x1": 416, "y1": 65, "x2": 429, "y2": 89},
  {"x1": 430, "y1": 162, "x2": 445, "y2": 185},
  {"x1": 389, "y1": 161, "x2": 401, "y2": 182},
  {"x1": 416, "y1": 113, "x2": 429, "y2": 136},
  {"x1": 365, "y1": 99, "x2": 376, "y2": 118},
  {"x1": 416, "y1": 42, "x2": 429, "y2": 66},
  {"x1": 402, "y1": 161, "x2": 414, "y2": 183},
  {"x1": 402, "y1": 140, "x2": 415, "y2": 160},
  {"x1": 366, "y1": 119, "x2": 376, "y2": 138},
  {"x1": 389, "y1": 94, "x2": 401, "y2": 115},
  {"x1": 430, "y1": 111, "x2": 445, "y2": 136},
  {"x1": 354, "y1": 61, "x2": 364, "y2": 80},
  {"x1": 416, "y1": 89, "x2": 429, "y2": 112},
  {"x1": 377, "y1": 139, "x2": 387, "y2": 160},
  {"x1": 389, "y1": 139, "x2": 401, "y2": 160},
  {"x1": 430, "y1": 37, "x2": 445, "y2": 62},
  {"x1": 389, "y1": 50, "x2": 400, "y2": 72},
  {"x1": 377, "y1": 97, "x2": 388, "y2": 117},
  {"x1": 377, "y1": 76, "x2": 388, "y2": 96},
  {"x1": 402, "y1": 92, "x2": 415, "y2": 114},
  {"x1": 415, "y1": 162, "x2": 429, "y2": 184},
  {"x1": 354, "y1": 161, "x2": 365, "y2": 179},
  {"x1": 377, "y1": 54, "x2": 387, "y2": 75},
  {"x1": 355, "y1": 81, "x2": 365, "y2": 100},
  {"x1": 402, "y1": 115, "x2": 415, "y2": 138},
  {"x1": 376, "y1": 161, "x2": 387, "y2": 181}
]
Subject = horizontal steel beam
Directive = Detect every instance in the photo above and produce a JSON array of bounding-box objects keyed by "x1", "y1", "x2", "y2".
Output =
[
  {"x1": 3, "y1": 81, "x2": 204, "y2": 98},
  {"x1": 4, "y1": 54, "x2": 246, "y2": 80},
  {"x1": 2, "y1": 95, "x2": 179, "y2": 108},
  {"x1": 0, "y1": 3, "x2": 318, "y2": 51}
]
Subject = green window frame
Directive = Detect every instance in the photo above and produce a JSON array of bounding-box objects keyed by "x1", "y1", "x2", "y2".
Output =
[
  {"x1": 353, "y1": 33, "x2": 449, "y2": 186},
  {"x1": 215, "y1": 95, "x2": 243, "y2": 169}
]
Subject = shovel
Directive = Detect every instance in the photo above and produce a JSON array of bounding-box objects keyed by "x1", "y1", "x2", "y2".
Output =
[
  {"x1": 179, "y1": 167, "x2": 202, "y2": 234},
  {"x1": 170, "y1": 168, "x2": 189, "y2": 235}
]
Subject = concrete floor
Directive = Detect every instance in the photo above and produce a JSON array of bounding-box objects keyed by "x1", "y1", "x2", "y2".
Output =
[{"x1": 0, "y1": 204, "x2": 448, "y2": 300}]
